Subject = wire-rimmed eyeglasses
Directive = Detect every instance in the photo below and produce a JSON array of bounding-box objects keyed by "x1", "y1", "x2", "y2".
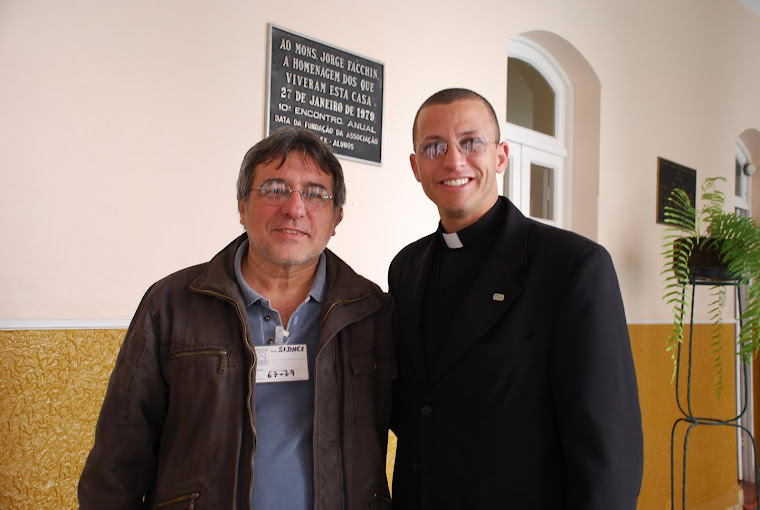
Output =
[
  {"x1": 415, "y1": 137, "x2": 497, "y2": 160},
  {"x1": 251, "y1": 180, "x2": 334, "y2": 209}
]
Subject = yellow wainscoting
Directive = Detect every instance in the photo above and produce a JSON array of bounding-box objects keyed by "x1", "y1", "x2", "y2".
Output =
[
  {"x1": 0, "y1": 329, "x2": 398, "y2": 509},
  {"x1": 386, "y1": 431, "x2": 397, "y2": 493},
  {"x1": 0, "y1": 329, "x2": 124, "y2": 509},
  {"x1": 631, "y1": 323, "x2": 742, "y2": 510},
  {"x1": 0, "y1": 325, "x2": 747, "y2": 509}
]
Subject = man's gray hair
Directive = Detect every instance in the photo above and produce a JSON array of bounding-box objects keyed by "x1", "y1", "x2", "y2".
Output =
[{"x1": 237, "y1": 127, "x2": 346, "y2": 210}]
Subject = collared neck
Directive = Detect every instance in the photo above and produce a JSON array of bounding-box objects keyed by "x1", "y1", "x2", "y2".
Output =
[
  {"x1": 437, "y1": 198, "x2": 506, "y2": 250},
  {"x1": 233, "y1": 238, "x2": 327, "y2": 307}
]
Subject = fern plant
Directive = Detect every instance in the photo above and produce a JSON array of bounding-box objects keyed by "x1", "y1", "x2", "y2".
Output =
[{"x1": 662, "y1": 177, "x2": 760, "y2": 396}]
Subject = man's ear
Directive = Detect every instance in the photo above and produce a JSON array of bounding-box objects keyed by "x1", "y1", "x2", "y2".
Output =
[
  {"x1": 495, "y1": 141, "x2": 509, "y2": 175},
  {"x1": 238, "y1": 200, "x2": 246, "y2": 227},
  {"x1": 410, "y1": 153, "x2": 422, "y2": 182},
  {"x1": 332, "y1": 207, "x2": 344, "y2": 236}
]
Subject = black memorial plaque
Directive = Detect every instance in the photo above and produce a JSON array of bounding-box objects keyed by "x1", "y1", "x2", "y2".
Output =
[
  {"x1": 657, "y1": 157, "x2": 697, "y2": 225},
  {"x1": 268, "y1": 25, "x2": 384, "y2": 165}
]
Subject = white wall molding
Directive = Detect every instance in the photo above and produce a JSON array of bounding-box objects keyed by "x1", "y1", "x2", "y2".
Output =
[
  {"x1": 0, "y1": 319, "x2": 130, "y2": 331},
  {"x1": 624, "y1": 319, "x2": 738, "y2": 326}
]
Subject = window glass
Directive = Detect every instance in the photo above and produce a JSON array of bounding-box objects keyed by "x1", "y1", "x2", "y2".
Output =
[
  {"x1": 736, "y1": 157, "x2": 743, "y2": 197},
  {"x1": 529, "y1": 163, "x2": 555, "y2": 220},
  {"x1": 507, "y1": 58, "x2": 556, "y2": 137}
]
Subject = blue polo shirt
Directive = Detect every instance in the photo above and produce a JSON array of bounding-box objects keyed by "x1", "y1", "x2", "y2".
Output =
[{"x1": 234, "y1": 239, "x2": 325, "y2": 510}]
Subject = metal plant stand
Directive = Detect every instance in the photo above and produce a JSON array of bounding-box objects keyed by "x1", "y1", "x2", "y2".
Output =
[{"x1": 670, "y1": 278, "x2": 760, "y2": 510}]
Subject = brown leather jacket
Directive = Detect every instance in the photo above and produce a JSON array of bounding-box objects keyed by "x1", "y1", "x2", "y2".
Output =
[{"x1": 79, "y1": 235, "x2": 396, "y2": 509}]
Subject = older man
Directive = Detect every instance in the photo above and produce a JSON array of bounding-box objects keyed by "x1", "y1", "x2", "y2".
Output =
[{"x1": 79, "y1": 127, "x2": 395, "y2": 510}]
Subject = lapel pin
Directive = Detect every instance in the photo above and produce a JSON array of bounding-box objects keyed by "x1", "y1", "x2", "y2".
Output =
[{"x1": 492, "y1": 293, "x2": 505, "y2": 302}]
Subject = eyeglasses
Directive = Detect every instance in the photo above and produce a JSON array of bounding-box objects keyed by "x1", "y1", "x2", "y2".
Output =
[
  {"x1": 251, "y1": 180, "x2": 334, "y2": 209},
  {"x1": 415, "y1": 137, "x2": 496, "y2": 160}
]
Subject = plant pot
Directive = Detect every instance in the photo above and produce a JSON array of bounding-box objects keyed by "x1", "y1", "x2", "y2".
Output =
[{"x1": 681, "y1": 237, "x2": 735, "y2": 282}]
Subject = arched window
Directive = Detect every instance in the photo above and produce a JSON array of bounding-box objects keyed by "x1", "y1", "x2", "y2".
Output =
[{"x1": 505, "y1": 36, "x2": 572, "y2": 229}]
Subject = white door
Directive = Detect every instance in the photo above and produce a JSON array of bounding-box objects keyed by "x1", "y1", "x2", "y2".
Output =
[{"x1": 505, "y1": 142, "x2": 564, "y2": 228}]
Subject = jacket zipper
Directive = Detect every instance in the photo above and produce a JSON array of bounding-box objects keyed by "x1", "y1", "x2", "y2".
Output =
[
  {"x1": 312, "y1": 293, "x2": 375, "y2": 509},
  {"x1": 316, "y1": 293, "x2": 373, "y2": 364},
  {"x1": 157, "y1": 491, "x2": 200, "y2": 509},
  {"x1": 189, "y1": 286, "x2": 258, "y2": 504},
  {"x1": 171, "y1": 348, "x2": 228, "y2": 372},
  {"x1": 317, "y1": 294, "x2": 371, "y2": 356}
]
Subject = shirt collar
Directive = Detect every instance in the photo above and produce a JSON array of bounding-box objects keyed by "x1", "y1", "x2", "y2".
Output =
[
  {"x1": 437, "y1": 198, "x2": 506, "y2": 249},
  {"x1": 441, "y1": 232, "x2": 463, "y2": 249},
  {"x1": 233, "y1": 238, "x2": 327, "y2": 307}
]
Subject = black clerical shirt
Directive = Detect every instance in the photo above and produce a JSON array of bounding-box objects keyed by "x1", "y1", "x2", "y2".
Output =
[{"x1": 421, "y1": 199, "x2": 507, "y2": 374}]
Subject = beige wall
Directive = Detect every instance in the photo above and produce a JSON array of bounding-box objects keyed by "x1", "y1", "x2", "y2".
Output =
[{"x1": 2, "y1": 0, "x2": 759, "y2": 324}]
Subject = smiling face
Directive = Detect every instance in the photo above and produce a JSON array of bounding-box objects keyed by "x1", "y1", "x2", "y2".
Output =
[
  {"x1": 410, "y1": 99, "x2": 508, "y2": 233},
  {"x1": 238, "y1": 153, "x2": 342, "y2": 272}
]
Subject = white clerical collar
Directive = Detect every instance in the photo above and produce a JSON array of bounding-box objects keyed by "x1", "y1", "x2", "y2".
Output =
[{"x1": 441, "y1": 232, "x2": 463, "y2": 249}]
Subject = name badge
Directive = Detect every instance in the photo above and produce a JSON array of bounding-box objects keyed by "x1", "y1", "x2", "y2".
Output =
[{"x1": 255, "y1": 344, "x2": 309, "y2": 383}]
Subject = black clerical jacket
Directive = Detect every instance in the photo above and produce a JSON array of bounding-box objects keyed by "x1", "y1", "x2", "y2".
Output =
[{"x1": 388, "y1": 197, "x2": 643, "y2": 509}]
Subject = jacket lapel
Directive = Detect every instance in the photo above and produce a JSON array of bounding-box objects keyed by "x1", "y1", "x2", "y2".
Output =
[
  {"x1": 406, "y1": 236, "x2": 436, "y2": 384},
  {"x1": 427, "y1": 200, "x2": 529, "y2": 385}
]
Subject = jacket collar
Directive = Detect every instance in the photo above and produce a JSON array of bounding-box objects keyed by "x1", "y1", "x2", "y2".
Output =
[
  {"x1": 189, "y1": 233, "x2": 382, "y2": 347},
  {"x1": 189, "y1": 233, "x2": 249, "y2": 305}
]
